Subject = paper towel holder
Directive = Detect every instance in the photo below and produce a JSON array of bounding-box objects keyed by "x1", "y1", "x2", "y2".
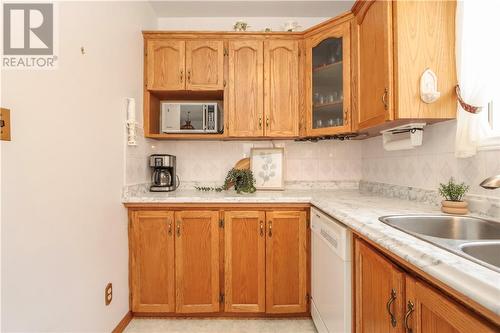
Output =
[{"x1": 381, "y1": 123, "x2": 426, "y2": 151}]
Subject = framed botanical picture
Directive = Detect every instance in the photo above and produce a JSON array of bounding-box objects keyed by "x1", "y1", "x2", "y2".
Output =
[{"x1": 250, "y1": 147, "x2": 285, "y2": 190}]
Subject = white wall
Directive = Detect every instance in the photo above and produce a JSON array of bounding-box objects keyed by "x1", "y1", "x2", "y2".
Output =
[
  {"x1": 362, "y1": 120, "x2": 500, "y2": 198},
  {"x1": 1, "y1": 2, "x2": 155, "y2": 332},
  {"x1": 156, "y1": 17, "x2": 329, "y2": 31}
]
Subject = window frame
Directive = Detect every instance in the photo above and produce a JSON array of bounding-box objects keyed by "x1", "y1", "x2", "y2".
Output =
[{"x1": 478, "y1": 101, "x2": 500, "y2": 150}]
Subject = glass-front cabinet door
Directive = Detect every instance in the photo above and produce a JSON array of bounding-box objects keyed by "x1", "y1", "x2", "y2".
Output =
[{"x1": 306, "y1": 21, "x2": 351, "y2": 136}]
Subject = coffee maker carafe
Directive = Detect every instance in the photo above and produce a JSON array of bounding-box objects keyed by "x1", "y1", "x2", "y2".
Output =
[{"x1": 150, "y1": 154, "x2": 178, "y2": 192}]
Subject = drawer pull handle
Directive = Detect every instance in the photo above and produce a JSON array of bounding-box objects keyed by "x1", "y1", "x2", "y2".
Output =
[
  {"x1": 260, "y1": 221, "x2": 264, "y2": 237},
  {"x1": 176, "y1": 221, "x2": 181, "y2": 237},
  {"x1": 386, "y1": 289, "x2": 397, "y2": 328},
  {"x1": 404, "y1": 300, "x2": 415, "y2": 333},
  {"x1": 268, "y1": 221, "x2": 272, "y2": 237},
  {"x1": 168, "y1": 222, "x2": 172, "y2": 236}
]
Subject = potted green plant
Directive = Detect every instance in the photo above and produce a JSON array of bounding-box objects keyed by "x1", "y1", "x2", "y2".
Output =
[
  {"x1": 438, "y1": 178, "x2": 470, "y2": 214},
  {"x1": 195, "y1": 168, "x2": 256, "y2": 194}
]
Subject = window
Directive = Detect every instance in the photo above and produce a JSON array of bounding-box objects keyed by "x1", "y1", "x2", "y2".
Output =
[
  {"x1": 479, "y1": 98, "x2": 500, "y2": 149},
  {"x1": 488, "y1": 100, "x2": 500, "y2": 132}
]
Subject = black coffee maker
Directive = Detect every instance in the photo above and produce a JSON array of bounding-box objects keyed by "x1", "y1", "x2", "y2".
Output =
[{"x1": 150, "y1": 154, "x2": 178, "y2": 192}]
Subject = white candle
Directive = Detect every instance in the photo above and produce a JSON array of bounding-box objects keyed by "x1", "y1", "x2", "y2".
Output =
[{"x1": 127, "y1": 98, "x2": 136, "y2": 122}]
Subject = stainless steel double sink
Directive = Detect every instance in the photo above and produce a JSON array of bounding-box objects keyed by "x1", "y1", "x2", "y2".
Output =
[{"x1": 379, "y1": 215, "x2": 500, "y2": 273}]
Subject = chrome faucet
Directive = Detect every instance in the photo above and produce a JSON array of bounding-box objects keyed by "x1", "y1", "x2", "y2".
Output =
[{"x1": 480, "y1": 175, "x2": 500, "y2": 189}]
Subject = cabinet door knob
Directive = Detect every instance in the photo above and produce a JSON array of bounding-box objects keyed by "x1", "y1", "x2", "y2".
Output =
[
  {"x1": 168, "y1": 222, "x2": 172, "y2": 236},
  {"x1": 260, "y1": 221, "x2": 264, "y2": 237},
  {"x1": 404, "y1": 300, "x2": 415, "y2": 333},
  {"x1": 268, "y1": 221, "x2": 273, "y2": 237},
  {"x1": 266, "y1": 116, "x2": 270, "y2": 128},
  {"x1": 187, "y1": 70, "x2": 191, "y2": 83},
  {"x1": 258, "y1": 116, "x2": 263, "y2": 129},
  {"x1": 386, "y1": 289, "x2": 397, "y2": 328},
  {"x1": 176, "y1": 221, "x2": 181, "y2": 237},
  {"x1": 180, "y1": 70, "x2": 183, "y2": 83}
]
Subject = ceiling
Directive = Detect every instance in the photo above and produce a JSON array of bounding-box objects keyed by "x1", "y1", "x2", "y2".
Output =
[{"x1": 148, "y1": 0, "x2": 355, "y2": 17}]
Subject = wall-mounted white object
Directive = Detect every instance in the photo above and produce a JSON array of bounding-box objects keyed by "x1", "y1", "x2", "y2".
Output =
[
  {"x1": 420, "y1": 69, "x2": 441, "y2": 103},
  {"x1": 126, "y1": 98, "x2": 137, "y2": 146},
  {"x1": 381, "y1": 123, "x2": 426, "y2": 151}
]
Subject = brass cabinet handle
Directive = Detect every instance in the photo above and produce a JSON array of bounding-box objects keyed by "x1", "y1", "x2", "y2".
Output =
[
  {"x1": 266, "y1": 116, "x2": 270, "y2": 128},
  {"x1": 260, "y1": 221, "x2": 264, "y2": 237},
  {"x1": 344, "y1": 107, "x2": 349, "y2": 125},
  {"x1": 176, "y1": 221, "x2": 181, "y2": 237},
  {"x1": 382, "y1": 88, "x2": 389, "y2": 110},
  {"x1": 386, "y1": 289, "x2": 397, "y2": 328},
  {"x1": 168, "y1": 222, "x2": 172, "y2": 236},
  {"x1": 404, "y1": 300, "x2": 415, "y2": 333},
  {"x1": 187, "y1": 70, "x2": 191, "y2": 82},
  {"x1": 268, "y1": 221, "x2": 272, "y2": 237},
  {"x1": 180, "y1": 70, "x2": 183, "y2": 83},
  {"x1": 258, "y1": 116, "x2": 262, "y2": 129}
]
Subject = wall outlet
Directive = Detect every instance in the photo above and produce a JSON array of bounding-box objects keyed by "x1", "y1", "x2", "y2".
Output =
[
  {"x1": 0, "y1": 108, "x2": 11, "y2": 141},
  {"x1": 105, "y1": 283, "x2": 112, "y2": 306}
]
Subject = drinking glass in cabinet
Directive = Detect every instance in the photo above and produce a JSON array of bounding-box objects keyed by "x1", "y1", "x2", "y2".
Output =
[{"x1": 312, "y1": 37, "x2": 344, "y2": 129}]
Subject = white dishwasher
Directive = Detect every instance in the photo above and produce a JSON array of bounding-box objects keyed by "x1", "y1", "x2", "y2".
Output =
[{"x1": 311, "y1": 208, "x2": 352, "y2": 333}]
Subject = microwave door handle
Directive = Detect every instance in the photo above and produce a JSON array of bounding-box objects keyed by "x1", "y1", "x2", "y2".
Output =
[{"x1": 203, "y1": 105, "x2": 207, "y2": 132}]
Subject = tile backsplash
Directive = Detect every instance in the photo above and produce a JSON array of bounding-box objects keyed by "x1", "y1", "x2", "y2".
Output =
[
  {"x1": 125, "y1": 134, "x2": 362, "y2": 186},
  {"x1": 362, "y1": 120, "x2": 500, "y2": 198},
  {"x1": 126, "y1": 120, "x2": 500, "y2": 206}
]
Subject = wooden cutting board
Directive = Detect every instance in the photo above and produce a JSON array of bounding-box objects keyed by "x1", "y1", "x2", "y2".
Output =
[{"x1": 234, "y1": 157, "x2": 250, "y2": 170}]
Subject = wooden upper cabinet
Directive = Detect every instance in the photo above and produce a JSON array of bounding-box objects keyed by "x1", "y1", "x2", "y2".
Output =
[
  {"x1": 185, "y1": 40, "x2": 224, "y2": 90},
  {"x1": 224, "y1": 211, "x2": 266, "y2": 313},
  {"x1": 227, "y1": 40, "x2": 264, "y2": 137},
  {"x1": 393, "y1": 0, "x2": 456, "y2": 119},
  {"x1": 174, "y1": 210, "x2": 220, "y2": 313},
  {"x1": 306, "y1": 21, "x2": 352, "y2": 136},
  {"x1": 355, "y1": 238, "x2": 405, "y2": 333},
  {"x1": 405, "y1": 276, "x2": 498, "y2": 333},
  {"x1": 355, "y1": 0, "x2": 393, "y2": 130},
  {"x1": 146, "y1": 40, "x2": 185, "y2": 90},
  {"x1": 264, "y1": 40, "x2": 299, "y2": 137},
  {"x1": 266, "y1": 211, "x2": 308, "y2": 314},
  {"x1": 354, "y1": 0, "x2": 457, "y2": 130},
  {"x1": 130, "y1": 211, "x2": 175, "y2": 313}
]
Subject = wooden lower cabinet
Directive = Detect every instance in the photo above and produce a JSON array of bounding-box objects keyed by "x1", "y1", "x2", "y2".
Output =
[
  {"x1": 354, "y1": 238, "x2": 499, "y2": 333},
  {"x1": 355, "y1": 238, "x2": 405, "y2": 333},
  {"x1": 224, "y1": 211, "x2": 266, "y2": 313},
  {"x1": 175, "y1": 210, "x2": 220, "y2": 313},
  {"x1": 266, "y1": 211, "x2": 308, "y2": 314},
  {"x1": 129, "y1": 207, "x2": 309, "y2": 316},
  {"x1": 130, "y1": 211, "x2": 175, "y2": 313},
  {"x1": 405, "y1": 276, "x2": 497, "y2": 333}
]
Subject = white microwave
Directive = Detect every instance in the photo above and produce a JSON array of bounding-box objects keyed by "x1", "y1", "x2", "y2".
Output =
[{"x1": 160, "y1": 101, "x2": 223, "y2": 134}]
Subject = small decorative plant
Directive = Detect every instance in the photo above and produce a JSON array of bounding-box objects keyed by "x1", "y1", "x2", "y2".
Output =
[
  {"x1": 438, "y1": 178, "x2": 469, "y2": 202},
  {"x1": 438, "y1": 178, "x2": 470, "y2": 214},
  {"x1": 195, "y1": 168, "x2": 256, "y2": 194}
]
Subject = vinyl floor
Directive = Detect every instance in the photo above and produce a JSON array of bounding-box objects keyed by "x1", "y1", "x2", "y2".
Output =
[{"x1": 123, "y1": 318, "x2": 318, "y2": 333}]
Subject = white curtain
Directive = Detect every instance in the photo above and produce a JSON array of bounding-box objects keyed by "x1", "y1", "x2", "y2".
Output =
[{"x1": 454, "y1": 0, "x2": 498, "y2": 158}]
